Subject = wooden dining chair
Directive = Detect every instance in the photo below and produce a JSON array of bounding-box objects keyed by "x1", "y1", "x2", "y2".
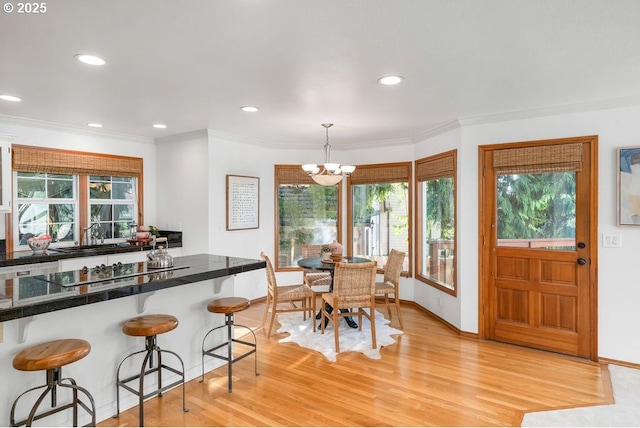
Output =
[
  {"x1": 260, "y1": 251, "x2": 316, "y2": 337},
  {"x1": 375, "y1": 249, "x2": 406, "y2": 329},
  {"x1": 321, "y1": 261, "x2": 377, "y2": 353},
  {"x1": 300, "y1": 244, "x2": 332, "y2": 293}
]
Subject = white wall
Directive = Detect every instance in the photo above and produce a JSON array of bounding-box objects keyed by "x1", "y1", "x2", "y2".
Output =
[{"x1": 155, "y1": 130, "x2": 209, "y2": 255}]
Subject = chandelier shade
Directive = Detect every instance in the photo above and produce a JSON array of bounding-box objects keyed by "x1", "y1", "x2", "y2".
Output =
[{"x1": 301, "y1": 123, "x2": 355, "y2": 186}]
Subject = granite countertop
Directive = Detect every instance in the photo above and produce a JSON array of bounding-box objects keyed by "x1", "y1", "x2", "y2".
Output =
[
  {"x1": 0, "y1": 254, "x2": 266, "y2": 322},
  {"x1": 0, "y1": 245, "x2": 144, "y2": 268}
]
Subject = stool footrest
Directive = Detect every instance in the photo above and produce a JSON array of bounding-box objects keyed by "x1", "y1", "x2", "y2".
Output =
[
  {"x1": 204, "y1": 338, "x2": 257, "y2": 365},
  {"x1": 117, "y1": 364, "x2": 184, "y2": 400},
  {"x1": 10, "y1": 376, "x2": 96, "y2": 427}
]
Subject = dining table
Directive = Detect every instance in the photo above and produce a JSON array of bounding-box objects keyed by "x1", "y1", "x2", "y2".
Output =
[{"x1": 297, "y1": 256, "x2": 373, "y2": 329}]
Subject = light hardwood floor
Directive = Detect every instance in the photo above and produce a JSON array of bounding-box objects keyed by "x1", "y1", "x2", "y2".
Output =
[{"x1": 100, "y1": 301, "x2": 612, "y2": 427}]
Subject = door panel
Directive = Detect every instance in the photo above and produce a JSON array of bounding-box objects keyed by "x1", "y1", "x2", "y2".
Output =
[{"x1": 481, "y1": 137, "x2": 597, "y2": 360}]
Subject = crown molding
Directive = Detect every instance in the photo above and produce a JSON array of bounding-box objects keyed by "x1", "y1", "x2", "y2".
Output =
[
  {"x1": 207, "y1": 129, "x2": 283, "y2": 148},
  {"x1": 458, "y1": 96, "x2": 640, "y2": 126},
  {"x1": 0, "y1": 114, "x2": 154, "y2": 144},
  {"x1": 413, "y1": 119, "x2": 461, "y2": 142},
  {"x1": 155, "y1": 129, "x2": 209, "y2": 145}
]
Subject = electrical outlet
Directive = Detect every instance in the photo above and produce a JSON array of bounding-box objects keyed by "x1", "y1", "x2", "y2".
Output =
[{"x1": 603, "y1": 234, "x2": 621, "y2": 248}]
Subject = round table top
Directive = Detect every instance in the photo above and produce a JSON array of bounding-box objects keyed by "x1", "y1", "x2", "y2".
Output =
[{"x1": 297, "y1": 256, "x2": 372, "y2": 271}]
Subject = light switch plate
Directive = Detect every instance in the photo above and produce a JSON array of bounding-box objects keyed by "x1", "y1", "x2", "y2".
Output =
[{"x1": 602, "y1": 234, "x2": 621, "y2": 248}]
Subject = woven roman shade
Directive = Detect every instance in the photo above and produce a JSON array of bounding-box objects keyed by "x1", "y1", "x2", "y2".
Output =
[
  {"x1": 416, "y1": 152, "x2": 455, "y2": 181},
  {"x1": 12, "y1": 145, "x2": 143, "y2": 177},
  {"x1": 348, "y1": 162, "x2": 411, "y2": 185},
  {"x1": 276, "y1": 165, "x2": 316, "y2": 185},
  {"x1": 493, "y1": 143, "x2": 583, "y2": 174}
]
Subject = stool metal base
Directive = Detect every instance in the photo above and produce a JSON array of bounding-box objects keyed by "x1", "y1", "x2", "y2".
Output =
[
  {"x1": 200, "y1": 312, "x2": 259, "y2": 392},
  {"x1": 114, "y1": 335, "x2": 188, "y2": 426},
  {"x1": 10, "y1": 367, "x2": 96, "y2": 427}
]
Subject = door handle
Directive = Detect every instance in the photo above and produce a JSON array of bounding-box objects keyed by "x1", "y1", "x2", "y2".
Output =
[{"x1": 577, "y1": 258, "x2": 587, "y2": 265}]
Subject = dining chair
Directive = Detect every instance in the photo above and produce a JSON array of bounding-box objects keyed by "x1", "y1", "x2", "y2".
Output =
[
  {"x1": 375, "y1": 249, "x2": 406, "y2": 329},
  {"x1": 260, "y1": 251, "x2": 316, "y2": 337},
  {"x1": 300, "y1": 244, "x2": 332, "y2": 293},
  {"x1": 321, "y1": 261, "x2": 377, "y2": 353}
]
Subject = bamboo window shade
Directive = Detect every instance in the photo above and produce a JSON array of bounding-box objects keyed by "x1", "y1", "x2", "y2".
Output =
[
  {"x1": 493, "y1": 143, "x2": 583, "y2": 175},
  {"x1": 276, "y1": 165, "x2": 317, "y2": 186},
  {"x1": 12, "y1": 145, "x2": 143, "y2": 177},
  {"x1": 416, "y1": 154, "x2": 455, "y2": 182},
  {"x1": 348, "y1": 162, "x2": 411, "y2": 185}
]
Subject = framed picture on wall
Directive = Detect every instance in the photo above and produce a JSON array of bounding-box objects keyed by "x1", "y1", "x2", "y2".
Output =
[
  {"x1": 226, "y1": 174, "x2": 259, "y2": 230},
  {"x1": 617, "y1": 147, "x2": 640, "y2": 226}
]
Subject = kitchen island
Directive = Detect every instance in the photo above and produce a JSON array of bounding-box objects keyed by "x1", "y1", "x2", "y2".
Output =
[{"x1": 0, "y1": 253, "x2": 266, "y2": 425}]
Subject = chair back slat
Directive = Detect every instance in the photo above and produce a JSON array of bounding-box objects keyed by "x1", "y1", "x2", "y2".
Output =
[
  {"x1": 260, "y1": 251, "x2": 278, "y2": 297},
  {"x1": 383, "y1": 249, "x2": 406, "y2": 285},
  {"x1": 332, "y1": 261, "x2": 377, "y2": 307}
]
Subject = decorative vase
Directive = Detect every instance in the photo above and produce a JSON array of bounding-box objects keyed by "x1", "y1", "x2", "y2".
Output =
[
  {"x1": 321, "y1": 252, "x2": 332, "y2": 261},
  {"x1": 331, "y1": 253, "x2": 342, "y2": 262}
]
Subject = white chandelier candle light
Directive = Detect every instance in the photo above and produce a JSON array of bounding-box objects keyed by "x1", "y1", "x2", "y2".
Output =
[{"x1": 302, "y1": 123, "x2": 356, "y2": 186}]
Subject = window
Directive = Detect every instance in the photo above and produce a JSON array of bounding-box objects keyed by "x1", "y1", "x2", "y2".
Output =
[
  {"x1": 9, "y1": 145, "x2": 144, "y2": 250},
  {"x1": 492, "y1": 143, "x2": 581, "y2": 250},
  {"x1": 415, "y1": 150, "x2": 457, "y2": 295},
  {"x1": 275, "y1": 165, "x2": 341, "y2": 270},
  {"x1": 89, "y1": 175, "x2": 137, "y2": 240},
  {"x1": 16, "y1": 172, "x2": 77, "y2": 247},
  {"x1": 347, "y1": 162, "x2": 411, "y2": 272}
]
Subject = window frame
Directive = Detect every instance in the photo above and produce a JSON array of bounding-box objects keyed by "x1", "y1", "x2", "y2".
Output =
[
  {"x1": 415, "y1": 150, "x2": 458, "y2": 296},
  {"x1": 88, "y1": 175, "x2": 139, "y2": 241},
  {"x1": 274, "y1": 164, "x2": 343, "y2": 272},
  {"x1": 14, "y1": 172, "x2": 78, "y2": 249},
  {"x1": 6, "y1": 145, "x2": 144, "y2": 252},
  {"x1": 346, "y1": 162, "x2": 412, "y2": 276}
]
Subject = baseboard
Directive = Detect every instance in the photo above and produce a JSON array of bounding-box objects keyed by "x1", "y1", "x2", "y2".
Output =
[{"x1": 599, "y1": 357, "x2": 640, "y2": 370}]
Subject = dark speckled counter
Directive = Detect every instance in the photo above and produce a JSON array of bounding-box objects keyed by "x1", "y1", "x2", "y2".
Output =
[{"x1": 0, "y1": 254, "x2": 266, "y2": 322}]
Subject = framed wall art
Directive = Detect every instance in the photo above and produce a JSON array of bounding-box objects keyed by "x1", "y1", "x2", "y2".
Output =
[
  {"x1": 617, "y1": 147, "x2": 640, "y2": 226},
  {"x1": 226, "y1": 174, "x2": 260, "y2": 230}
]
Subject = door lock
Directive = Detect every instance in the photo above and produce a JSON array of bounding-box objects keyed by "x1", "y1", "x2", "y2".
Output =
[{"x1": 577, "y1": 258, "x2": 587, "y2": 265}]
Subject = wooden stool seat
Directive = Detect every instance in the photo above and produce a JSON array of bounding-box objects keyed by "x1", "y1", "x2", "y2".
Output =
[
  {"x1": 122, "y1": 314, "x2": 178, "y2": 337},
  {"x1": 13, "y1": 339, "x2": 91, "y2": 372},
  {"x1": 207, "y1": 297, "x2": 250, "y2": 314},
  {"x1": 10, "y1": 338, "x2": 95, "y2": 427}
]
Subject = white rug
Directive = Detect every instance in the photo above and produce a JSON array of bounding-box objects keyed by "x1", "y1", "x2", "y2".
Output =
[
  {"x1": 521, "y1": 364, "x2": 640, "y2": 426},
  {"x1": 277, "y1": 309, "x2": 402, "y2": 362}
]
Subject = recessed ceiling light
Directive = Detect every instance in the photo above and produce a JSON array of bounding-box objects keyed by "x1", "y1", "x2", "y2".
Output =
[
  {"x1": 87, "y1": 123, "x2": 103, "y2": 128},
  {"x1": 153, "y1": 123, "x2": 167, "y2": 129},
  {"x1": 0, "y1": 94, "x2": 22, "y2": 102},
  {"x1": 240, "y1": 106, "x2": 259, "y2": 113},
  {"x1": 75, "y1": 54, "x2": 106, "y2": 66},
  {"x1": 377, "y1": 75, "x2": 404, "y2": 86}
]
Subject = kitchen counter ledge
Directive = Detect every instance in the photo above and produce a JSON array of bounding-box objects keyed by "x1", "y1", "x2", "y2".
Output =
[{"x1": 0, "y1": 254, "x2": 266, "y2": 323}]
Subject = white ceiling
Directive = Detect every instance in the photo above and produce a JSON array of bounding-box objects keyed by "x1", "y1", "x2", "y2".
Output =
[{"x1": 1, "y1": 0, "x2": 640, "y2": 149}]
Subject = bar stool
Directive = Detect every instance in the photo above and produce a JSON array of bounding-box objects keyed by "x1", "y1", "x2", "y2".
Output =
[
  {"x1": 10, "y1": 338, "x2": 96, "y2": 427},
  {"x1": 114, "y1": 314, "x2": 188, "y2": 426},
  {"x1": 200, "y1": 297, "x2": 258, "y2": 392}
]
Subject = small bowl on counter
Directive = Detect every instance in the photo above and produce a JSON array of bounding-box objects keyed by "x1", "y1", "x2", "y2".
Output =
[{"x1": 27, "y1": 237, "x2": 51, "y2": 253}]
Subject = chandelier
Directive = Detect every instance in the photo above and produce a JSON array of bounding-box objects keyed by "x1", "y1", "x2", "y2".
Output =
[{"x1": 302, "y1": 123, "x2": 356, "y2": 186}]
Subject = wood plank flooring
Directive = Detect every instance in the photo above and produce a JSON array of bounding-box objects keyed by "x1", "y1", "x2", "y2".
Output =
[{"x1": 99, "y1": 301, "x2": 611, "y2": 427}]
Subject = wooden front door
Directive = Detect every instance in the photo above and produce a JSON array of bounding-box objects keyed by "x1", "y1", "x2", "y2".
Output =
[{"x1": 480, "y1": 136, "x2": 598, "y2": 360}]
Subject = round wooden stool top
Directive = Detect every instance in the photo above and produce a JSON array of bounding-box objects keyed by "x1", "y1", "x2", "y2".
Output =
[
  {"x1": 207, "y1": 297, "x2": 251, "y2": 314},
  {"x1": 13, "y1": 339, "x2": 91, "y2": 372},
  {"x1": 122, "y1": 314, "x2": 178, "y2": 337}
]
